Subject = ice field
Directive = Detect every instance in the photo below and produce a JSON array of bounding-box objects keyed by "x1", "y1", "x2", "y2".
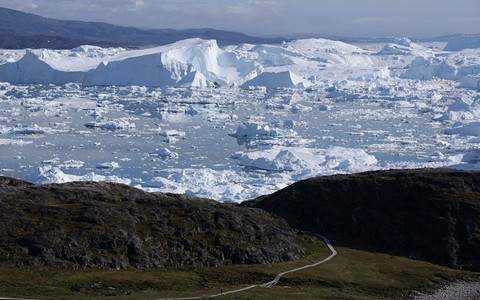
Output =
[{"x1": 0, "y1": 36, "x2": 479, "y2": 202}]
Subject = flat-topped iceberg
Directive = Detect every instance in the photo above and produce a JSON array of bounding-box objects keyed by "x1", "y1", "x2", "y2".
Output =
[{"x1": 444, "y1": 35, "x2": 480, "y2": 51}]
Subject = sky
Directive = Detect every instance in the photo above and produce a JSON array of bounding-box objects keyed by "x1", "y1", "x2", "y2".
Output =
[{"x1": 1, "y1": 0, "x2": 479, "y2": 38}]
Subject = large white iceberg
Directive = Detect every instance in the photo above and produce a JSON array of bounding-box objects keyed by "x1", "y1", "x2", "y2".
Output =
[
  {"x1": 0, "y1": 37, "x2": 385, "y2": 88},
  {"x1": 0, "y1": 39, "x2": 260, "y2": 87},
  {"x1": 444, "y1": 35, "x2": 480, "y2": 51},
  {"x1": 402, "y1": 49, "x2": 480, "y2": 89},
  {"x1": 377, "y1": 38, "x2": 432, "y2": 56}
]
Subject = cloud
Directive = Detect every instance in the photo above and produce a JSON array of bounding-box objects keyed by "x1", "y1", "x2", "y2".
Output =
[
  {"x1": 0, "y1": 0, "x2": 479, "y2": 37},
  {"x1": 247, "y1": 0, "x2": 277, "y2": 6},
  {"x1": 27, "y1": 2, "x2": 38, "y2": 8},
  {"x1": 351, "y1": 17, "x2": 380, "y2": 25},
  {"x1": 0, "y1": 0, "x2": 38, "y2": 10}
]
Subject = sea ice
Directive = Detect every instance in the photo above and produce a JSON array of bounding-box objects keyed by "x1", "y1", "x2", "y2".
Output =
[
  {"x1": 96, "y1": 162, "x2": 120, "y2": 170},
  {"x1": 32, "y1": 165, "x2": 131, "y2": 185},
  {"x1": 377, "y1": 38, "x2": 432, "y2": 57},
  {"x1": 231, "y1": 121, "x2": 297, "y2": 138},
  {"x1": 151, "y1": 148, "x2": 179, "y2": 159},
  {"x1": 460, "y1": 74, "x2": 480, "y2": 90},
  {"x1": 232, "y1": 146, "x2": 378, "y2": 176},
  {"x1": 445, "y1": 122, "x2": 480, "y2": 136},
  {"x1": 1, "y1": 36, "x2": 479, "y2": 202},
  {"x1": 85, "y1": 117, "x2": 136, "y2": 130},
  {"x1": 241, "y1": 71, "x2": 312, "y2": 89},
  {"x1": 0, "y1": 137, "x2": 32, "y2": 145}
]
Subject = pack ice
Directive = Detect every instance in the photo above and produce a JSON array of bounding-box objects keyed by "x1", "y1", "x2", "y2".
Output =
[{"x1": 1, "y1": 36, "x2": 480, "y2": 202}]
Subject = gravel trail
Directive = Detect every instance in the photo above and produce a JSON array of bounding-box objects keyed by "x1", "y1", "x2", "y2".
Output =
[{"x1": 413, "y1": 281, "x2": 480, "y2": 300}]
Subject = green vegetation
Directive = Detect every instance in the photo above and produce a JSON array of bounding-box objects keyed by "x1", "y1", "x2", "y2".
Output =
[
  {"x1": 2, "y1": 170, "x2": 480, "y2": 299},
  {"x1": 0, "y1": 235, "x2": 476, "y2": 300}
]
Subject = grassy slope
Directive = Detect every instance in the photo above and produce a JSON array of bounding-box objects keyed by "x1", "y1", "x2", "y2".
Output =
[{"x1": 0, "y1": 234, "x2": 477, "y2": 300}]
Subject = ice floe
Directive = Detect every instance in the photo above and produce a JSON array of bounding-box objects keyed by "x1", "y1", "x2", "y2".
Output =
[
  {"x1": 445, "y1": 122, "x2": 480, "y2": 136},
  {"x1": 151, "y1": 148, "x2": 179, "y2": 159},
  {"x1": 231, "y1": 121, "x2": 297, "y2": 139},
  {"x1": 85, "y1": 117, "x2": 136, "y2": 130},
  {"x1": 32, "y1": 165, "x2": 131, "y2": 185}
]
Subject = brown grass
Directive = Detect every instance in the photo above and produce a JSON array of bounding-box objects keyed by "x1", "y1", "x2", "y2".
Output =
[{"x1": 0, "y1": 234, "x2": 477, "y2": 300}]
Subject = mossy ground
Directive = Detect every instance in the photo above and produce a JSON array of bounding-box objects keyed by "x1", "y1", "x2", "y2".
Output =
[{"x1": 0, "y1": 233, "x2": 477, "y2": 300}]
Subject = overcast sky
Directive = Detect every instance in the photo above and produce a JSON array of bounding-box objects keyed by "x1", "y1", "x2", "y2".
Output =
[{"x1": 1, "y1": 0, "x2": 479, "y2": 38}]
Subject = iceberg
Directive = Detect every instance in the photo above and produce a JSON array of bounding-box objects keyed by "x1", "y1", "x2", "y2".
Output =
[
  {"x1": 231, "y1": 121, "x2": 297, "y2": 138},
  {"x1": 233, "y1": 146, "x2": 378, "y2": 175},
  {"x1": 377, "y1": 38, "x2": 432, "y2": 56},
  {"x1": 241, "y1": 71, "x2": 312, "y2": 89},
  {"x1": 0, "y1": 39, "x2": 259, "y2": 87},
  {"x1": 444, "y1": 35, "x2": 480, "y2": 51},
  {"x1": 402, "y1": 49, "x2": 480, "y2": 85},
  {"x1": 0, "y1": 37, "x2": 382, "y2": 88}
]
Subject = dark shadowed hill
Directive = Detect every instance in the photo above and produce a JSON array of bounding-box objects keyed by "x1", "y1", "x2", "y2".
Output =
[
  {"x1": 243, "y1": 168, "x2": 480, "y2": 271},
  {"x1": 0, "y1": 6, "x2": 286, "y2": 48},
  {"x1": 0, "y1": 178, "x2": 304, "y2": 269}
]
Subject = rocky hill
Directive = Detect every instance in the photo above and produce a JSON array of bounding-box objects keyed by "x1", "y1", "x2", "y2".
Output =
[
  {"x1": 0, "y1": 6, "x2": 286, "y2": 48},
  {"x1": 2, "y1": 168, "x2": 480, "y2": 273},
  {"x1": 243, "y1": 168, "x2": 480, "y2": 271},
  {"x1": 0, "y1": 177, "x2": 304, "y2": 269}
]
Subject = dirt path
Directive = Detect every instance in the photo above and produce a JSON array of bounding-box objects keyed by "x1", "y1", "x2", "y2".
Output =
[{"x1": 158, "y1": 234, "x2": 337, "y2": 300}]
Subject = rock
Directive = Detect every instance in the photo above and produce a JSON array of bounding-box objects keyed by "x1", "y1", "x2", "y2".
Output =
[
  {"x1": 244, "y1": 168, "x2": 480, "y2": 271},
  {"x1": 70, "y1": 284, "x2": 83, "y2": 292},
  {"x1": 0, "y1": 178, "x2": 304, "y2": 269}
]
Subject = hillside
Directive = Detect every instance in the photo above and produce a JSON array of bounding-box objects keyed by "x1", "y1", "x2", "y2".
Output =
[
  {"x1": 244, "y1": 168, "x2": 480, "y2": 271},
  {"x1": 2, "y1": 169, "x2": 480, "y2": 272},
  {"x1": 1, "y1": 171, "x2": 480, "y2": 298},
  {"x1": 0, "y1": 177, "x2": 304, "y2": 269},
  {"x1": 0, "y1": 6, "x2": 285, "y2": 48}
]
